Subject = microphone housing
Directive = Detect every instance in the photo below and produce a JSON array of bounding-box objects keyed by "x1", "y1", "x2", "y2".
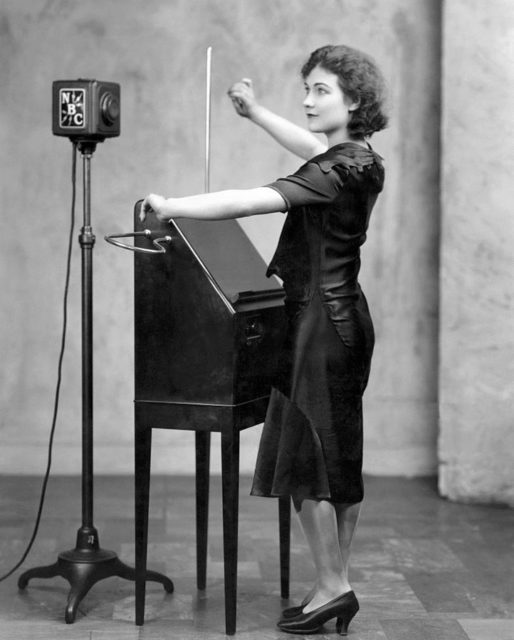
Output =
[{"x1": 52, "y1": 79, "x2": 120, "y2": 141}]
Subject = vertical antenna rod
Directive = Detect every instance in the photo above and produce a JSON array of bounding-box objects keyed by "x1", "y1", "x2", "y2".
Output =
[{"x1": 205, "y1": 46, "x2": 212, "y2": 193}]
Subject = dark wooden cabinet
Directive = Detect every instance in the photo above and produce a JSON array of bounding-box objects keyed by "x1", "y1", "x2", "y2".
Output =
[{"x1": 132, "y1": 202, "x2": 290, "y2": 634}]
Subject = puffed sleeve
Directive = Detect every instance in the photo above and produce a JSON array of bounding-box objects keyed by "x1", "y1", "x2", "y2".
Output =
[
  {"x1": 266, "y1": 146, "x2": 378, "y2": 210},
  {"x1": 267, "y1": 161, "x2": 345, "y2": 210}
]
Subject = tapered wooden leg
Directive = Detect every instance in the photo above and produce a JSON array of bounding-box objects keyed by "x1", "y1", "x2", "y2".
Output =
[
  {"x1": 134, "y1": 417, "x2": 152, "y2": 626},
  {"x1": 278, "y1": 496, "x2": 291, "y2": 599},
  {"x1": 221, "y1": 428, "x2": 240, "y2": 636},
  {"x1": 196, "y1": 431, "x2": 211, "y2": 590}
]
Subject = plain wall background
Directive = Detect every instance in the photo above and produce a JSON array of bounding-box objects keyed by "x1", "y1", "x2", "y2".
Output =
[
  {"x1": 0, "y1": 0, "x2": 512, "y2": 505},
  {"x1": 438, "y1": 0, "x2": 514, "y2": 505}
]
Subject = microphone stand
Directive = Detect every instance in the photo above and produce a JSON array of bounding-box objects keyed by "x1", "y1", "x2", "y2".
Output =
[{"x1": 17, "y1": 139, "x2": 173, "y2": 623}]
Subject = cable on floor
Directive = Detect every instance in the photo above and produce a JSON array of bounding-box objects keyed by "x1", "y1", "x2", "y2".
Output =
[{"x1": 0, "y1": 141, "x2": 77, "y2": 583}]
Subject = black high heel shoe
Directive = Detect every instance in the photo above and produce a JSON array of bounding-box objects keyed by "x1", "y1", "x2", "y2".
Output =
[{"x1": 277, "y1": 590, "x2": 359, "y2": 636}]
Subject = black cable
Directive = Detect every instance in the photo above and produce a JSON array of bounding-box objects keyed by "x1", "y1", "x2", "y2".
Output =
[{"x1": 0, "y1": 141, "x2": 78, "y2": 583}]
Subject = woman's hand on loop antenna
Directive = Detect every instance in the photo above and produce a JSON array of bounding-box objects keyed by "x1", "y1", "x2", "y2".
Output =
[
  {"x1": 139, "y1": 194, "x2": 169, "y2": 222},
  {"x1": 227, "y1": 78, "x2": 258, "y2": 119}
]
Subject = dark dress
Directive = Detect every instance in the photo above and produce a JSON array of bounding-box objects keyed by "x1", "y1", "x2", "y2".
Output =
[{"x1": 250, "y1": 142, "x2": 384, "y2": 507}]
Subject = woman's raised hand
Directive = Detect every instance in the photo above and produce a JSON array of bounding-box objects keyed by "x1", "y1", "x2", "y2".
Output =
[{"x1": 227, "y1": 78, "x2": 258, "y2": 119}]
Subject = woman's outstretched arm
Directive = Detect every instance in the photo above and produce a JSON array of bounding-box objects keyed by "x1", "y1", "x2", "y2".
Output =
[
  {"x1": 228, "y1": 79, "x2": 327, "y2": 161},
  {"x1": 140, "y1": 187, "x2": 287, "y2": 223}
]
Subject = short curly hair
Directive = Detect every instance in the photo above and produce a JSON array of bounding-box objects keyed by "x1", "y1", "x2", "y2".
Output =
[{"x1": 301, "y1": 44, "x2": 388, "y2": 138}]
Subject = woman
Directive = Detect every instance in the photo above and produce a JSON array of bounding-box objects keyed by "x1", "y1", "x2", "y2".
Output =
[{"x1": 141, "y1": 44, "x2": 387, "y2": 635}]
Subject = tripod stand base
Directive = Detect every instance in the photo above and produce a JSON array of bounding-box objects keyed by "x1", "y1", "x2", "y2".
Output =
[{"x1": 18, "y1": 530, "x2": 174, "y2": 623}]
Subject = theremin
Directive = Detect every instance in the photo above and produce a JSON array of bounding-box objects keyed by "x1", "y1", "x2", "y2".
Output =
[{"x1": 106, "y1": 47, "x2": 290, "y2": 635}]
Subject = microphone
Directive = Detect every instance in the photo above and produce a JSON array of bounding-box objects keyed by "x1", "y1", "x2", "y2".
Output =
[{"x1": 52, "y1": 79, "x2": 120, "y2": 142}]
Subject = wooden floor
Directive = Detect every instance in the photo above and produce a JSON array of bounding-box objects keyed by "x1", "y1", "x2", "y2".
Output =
[{"x1": 0, "y1": 474, "x2": 513, "y2": 640}]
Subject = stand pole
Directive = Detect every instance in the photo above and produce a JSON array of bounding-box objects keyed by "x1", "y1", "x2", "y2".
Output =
[
  {"x1": 81, "y1": 143, "x2": 95, "y2": 535},
  {"x1": 17, "y1": 140, "x2": 173, "y2": 623}
]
